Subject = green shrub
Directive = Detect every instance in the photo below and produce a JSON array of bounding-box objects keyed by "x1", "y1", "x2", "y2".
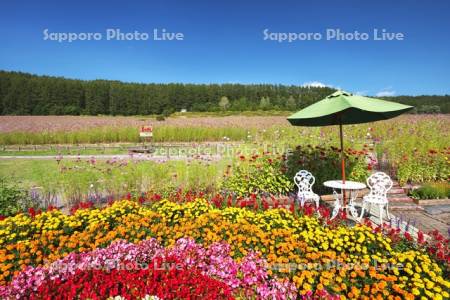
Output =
[
  {"x1": 221, "y1": 153, "x2": 293, "y2": 197},
  {"x1": 285, "y1": 145, "x2": 371, "y2": 194},
  {"x1": 162, "y1": 109, "x2": 174, "y2": 118},
  {"x1": 395, "y1": 153, "x2": 449, "y2": 185},
  {"x1": 0, "y1": 178, "x2": 31, "y2": 217},
  {"x1": 417, "y1": 105, "x2": 441, "y2": 114},
  {"x1": 409, "y1": 182, "x2": 450, "y2": 200}
]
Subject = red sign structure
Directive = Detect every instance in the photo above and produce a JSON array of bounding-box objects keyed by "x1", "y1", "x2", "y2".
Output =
[{"x1": 139, "y1": 126, "x2": 153, "y2": 138}]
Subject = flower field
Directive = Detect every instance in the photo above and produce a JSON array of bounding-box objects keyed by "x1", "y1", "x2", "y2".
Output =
[
  {"x1": 0, "y1": 114, "x2": 449, "y2": 299},
  {"x1": 1, "y1": 115, "x2": 448, "y2": 194},
  {"x1": 1, "y1": 199, "x2": 449, "y2": 299}
]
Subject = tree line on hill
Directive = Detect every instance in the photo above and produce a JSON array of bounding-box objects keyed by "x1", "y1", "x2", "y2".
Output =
[{"x1": 0, "y1": 70, "x2": 449, "y2": 115}]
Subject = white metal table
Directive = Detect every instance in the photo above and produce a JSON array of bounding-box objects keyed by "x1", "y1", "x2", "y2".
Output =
[{"x1": 323, "y1": 180, "x2": 366, "y2": 220}]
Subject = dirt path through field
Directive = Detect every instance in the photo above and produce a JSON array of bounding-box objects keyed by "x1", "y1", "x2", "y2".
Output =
[{"x1": 0, "y1": 154, "x2": 222, "y2": 161}]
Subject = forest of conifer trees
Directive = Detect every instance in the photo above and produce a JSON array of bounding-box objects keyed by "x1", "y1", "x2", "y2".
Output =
[{"x1": 0, "y1": 70, "x2": 448, "y2": 115}]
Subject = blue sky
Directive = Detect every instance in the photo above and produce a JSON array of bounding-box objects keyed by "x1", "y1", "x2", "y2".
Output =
[{"x1": 1, "y1": 0, "x2": 449, "y2": 95}]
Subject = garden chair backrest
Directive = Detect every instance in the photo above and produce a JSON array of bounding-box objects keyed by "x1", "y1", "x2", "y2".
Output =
[
  {"x1": 294, "y1": 170, "x2": 315, "y2": 194},
  {"x1": 366, "y1": 172, "x2": 393, "y2": 201}
]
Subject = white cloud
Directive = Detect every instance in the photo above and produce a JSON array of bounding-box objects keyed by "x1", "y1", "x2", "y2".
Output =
[
  {"x1": 355, "y1": 90, "x2": 368, "y2": 96},
  {"x1": 375, "y1": 88, "x2": 396, "y2": 97},
  {"x1": 302, "y1": 81, "x2": 332, "y2": 88}
]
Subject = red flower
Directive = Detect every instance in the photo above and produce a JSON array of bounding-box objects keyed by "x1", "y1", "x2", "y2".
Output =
[
  {"x1": 273, "y1": 199, "x2": 279, "y2": 208},
  {"x1": 289, "y1": 203, "x2": 295, "y2": 213},
  {"x1": 253, "y1": 200, "x2": 259, "y2": 210},
  {"x1": 28, "y1": 207, "x2": 36, "y2": 218},
  {"x1": 47, "y1": 205, "x2": 57, "y2": 211},
  {"x1": 418, "y1": 231, "x2": 425, "y2": 244},
  {"x1": 70, "y1": 201, "x2": 94, "y2": 215},
  {"x1": 404, "y1": 232, "x2": 413, "y2": 241},
  {"x1": 304, "y1": 205, "x2": 314, "y2": 216},
  {"x1": 319, "y1": 207, "x2": 330, "y2": 219},
  {"x1": 152, "y1": 194, "x2": 162, "y2": 201},
  {"x1": 211, "y1": 194, "x2": 223, "y2": 208},
  {"x1": 32, "y1": 256, "x2": 234, "y2": 300}
]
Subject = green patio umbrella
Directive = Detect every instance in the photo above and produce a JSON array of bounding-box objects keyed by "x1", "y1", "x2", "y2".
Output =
[{"x1": 287, "y1": 90, "x2": 413, "y2": 205}]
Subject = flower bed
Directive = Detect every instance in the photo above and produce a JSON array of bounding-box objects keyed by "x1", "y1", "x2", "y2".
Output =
[
  {"x1": 0, "y1": 199, "x2": 449, "y2": 299},
  {"x1": 1, "y1": 238, "x2": 297, "y2": 299}
]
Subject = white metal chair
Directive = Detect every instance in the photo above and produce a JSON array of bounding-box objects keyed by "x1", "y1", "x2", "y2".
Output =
[
  {"x1": 294, "y1": 170, "x2": 320, "y2": 210},
  {"x1": 359, "y1": 172, "x2": 393, "y2": 225}
]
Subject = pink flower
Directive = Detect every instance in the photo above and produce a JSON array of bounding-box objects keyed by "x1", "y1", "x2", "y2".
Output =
[{"x1": 1, "y1": 238, "x2": 296, "y2": 299}]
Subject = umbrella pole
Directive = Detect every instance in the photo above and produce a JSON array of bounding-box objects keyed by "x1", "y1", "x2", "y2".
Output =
[{"x1": 339, "y1": 123, "x2": 347, "y2": 210}]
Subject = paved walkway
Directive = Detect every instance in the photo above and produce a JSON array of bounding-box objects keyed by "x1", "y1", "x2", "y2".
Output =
[
  {"x1": 324, "y1": 196, "x2": 450, "y2": 238},
  {"x1": 369, "y1": 179, "x2": 449, "y2": 237},
  {"x1": 395, "y1": 210, "x2": 449, "y2": 235},
  {"x1": 361, "y1": 202, "x2": 450, "y2": 237}
]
